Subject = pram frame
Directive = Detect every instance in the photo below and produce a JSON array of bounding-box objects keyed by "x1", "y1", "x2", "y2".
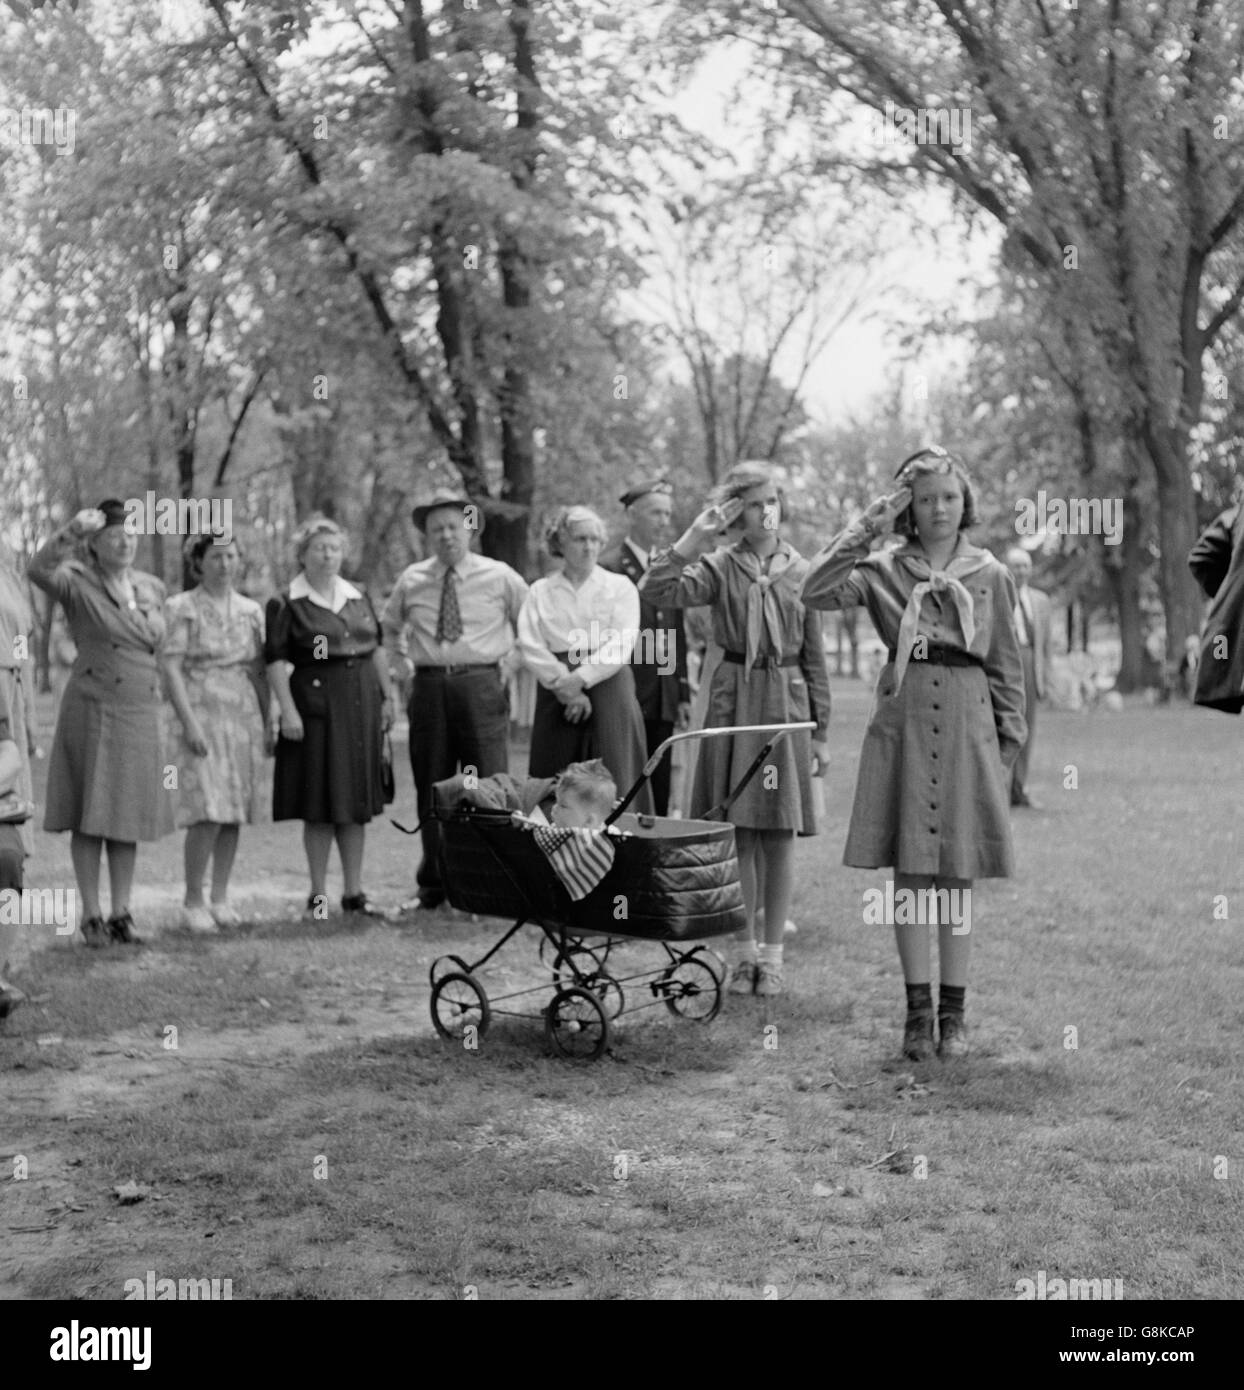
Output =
[{"x1": 427, "y1": 721, "x2": 816, "y2": 1059}]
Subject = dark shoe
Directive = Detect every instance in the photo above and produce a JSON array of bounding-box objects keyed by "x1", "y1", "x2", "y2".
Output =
[
  {"x1": 1011, "y1": 791, "x2": 1032, "y2": 808},
  {"x1": 902, "y1": 1009, "x2": 936, "y2": 1062},
  {"x1": 938, "y1": 1012, "x2": 969, "y2": 1058},
  {"x1": 81, "y1": 914, "x2": 109, "y2": 948},
  {"x1": 341, "y1": 893, "x2": 386, "y2": 920},
  {"x1": 107, "y1": 911, "x2": 142, "y2": 945},
  {"x1": 303, "y1": 893, "x2": 330, "y2": 921},
  {"x1": 0, "y1": 984, "x2": 26, "y2": 1020}
]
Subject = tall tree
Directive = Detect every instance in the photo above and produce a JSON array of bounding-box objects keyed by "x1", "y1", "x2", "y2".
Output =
[{"x1": 684, "y1": 0, "x2": 1244, "y2": 667}]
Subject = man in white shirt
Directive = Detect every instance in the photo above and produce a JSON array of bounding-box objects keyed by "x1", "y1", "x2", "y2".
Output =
[
  {"x1": 1005, "y1": 547, "x2": 1053, "y2": 808},
  {"x1": 382, "y1": 491, "x2": 528, "y2": 909}
]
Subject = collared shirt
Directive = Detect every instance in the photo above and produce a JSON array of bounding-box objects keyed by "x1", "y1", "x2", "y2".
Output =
[
  {"x1": 624, "y1": 537, "x2": 649, "y2": 571},
  {"x1": 290, "y1": 571, "x2": 362, "y2": 614},
  {"x1": 381, "y1": 550, "x2": 528, "y2": 667},
  {"x1": 517, "y1": 565, "x2": 639, "y2": 690}
]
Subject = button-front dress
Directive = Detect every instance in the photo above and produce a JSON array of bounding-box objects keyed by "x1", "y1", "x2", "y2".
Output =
[
  {"x1": 265, "y1": 582, "x2": 387, "y2": 825},
  {"x1": 164, "y1": 588, "x2": 270, "y2": 826},
  {"x1": 30, "y1": 558, "x2": 175, "y2": 842},
  {"x1": 801, "y1": 526, "x2": 1026, "y2": 878}
]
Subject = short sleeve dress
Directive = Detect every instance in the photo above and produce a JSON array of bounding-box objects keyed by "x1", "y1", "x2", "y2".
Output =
[
  {"x1": 29, "y1": 558, "x2": 174, "y2": 842},
  {"x1": 164, "y1": 588, "x2": 270, "y2": 827},
  {"x1": 641, "y1": 540, "x2": 831, "y2": 833},
  {"x1": 265, "y1": 582, "x2": 387, "y2": 825}
]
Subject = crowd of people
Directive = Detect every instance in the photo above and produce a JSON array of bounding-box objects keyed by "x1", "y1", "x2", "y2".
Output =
[{"x1": 3, "y1": 453, "x2": 1238, "y2": 1058}]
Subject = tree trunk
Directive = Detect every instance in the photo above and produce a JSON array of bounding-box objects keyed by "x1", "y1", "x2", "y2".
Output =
[{"x1": 1104, "y1": 491, "x2": 1148, "y2": 692}]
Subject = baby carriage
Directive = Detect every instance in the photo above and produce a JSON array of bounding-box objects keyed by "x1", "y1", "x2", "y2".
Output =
[{"x1": 426, "y1": 722, "x2": 814, "y2": 1059}]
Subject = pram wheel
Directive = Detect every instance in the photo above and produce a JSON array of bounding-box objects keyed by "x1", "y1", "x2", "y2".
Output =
[
  {"x1": 545, "y1": 986, "x2": 610, "y2": 1060},
  {"x1": 550, "y1": 942, "x2": 604, "y2": 988},
  {"x1": 431, "y1": 972, "x2": 491, "y2": 1043},
  {"x1": 582, "y1": 972, "x2": 625, "y2": 1021},
  {"x1": 689, "y1": 944, "x2": 728, "y2": 986},
  {"x1": 660, "y1": 953, "x2": 723, "y2": 1023},
  {"x1": 429, "y1": 954, "x2": 472, "y2": 989}
]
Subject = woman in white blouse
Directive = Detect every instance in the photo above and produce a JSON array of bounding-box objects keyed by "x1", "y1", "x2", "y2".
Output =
[{"x1": 518, "y1": 506, "x2": 654, "y2": 815}]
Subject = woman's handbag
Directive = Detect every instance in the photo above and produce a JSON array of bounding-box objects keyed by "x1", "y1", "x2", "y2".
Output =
[
  {"x1": 0, "y1": 791, "x2": 34, "y2": 824},
  {"x1": 380, "y1": 734, "x2": 396, "y2": 805}
]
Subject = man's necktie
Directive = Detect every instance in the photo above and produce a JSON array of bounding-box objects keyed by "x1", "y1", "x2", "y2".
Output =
[
  {"x1": 437, "y1": 566, "x2": 463, "y2": 644},
  {"x1": 1014, "y1": 593, "x2": 1032, "y2": 646}
]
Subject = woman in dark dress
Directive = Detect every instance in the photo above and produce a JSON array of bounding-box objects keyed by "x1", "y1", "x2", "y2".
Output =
[{"x1": 265, "y1": 517, "x2": 398, "y2": 918}]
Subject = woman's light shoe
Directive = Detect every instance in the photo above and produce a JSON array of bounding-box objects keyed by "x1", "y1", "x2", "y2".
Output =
[{"x1": 181, "y1": 905, "x2": 219, "y2": 934}]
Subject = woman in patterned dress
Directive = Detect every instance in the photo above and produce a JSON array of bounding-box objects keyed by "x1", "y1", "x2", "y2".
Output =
[
  {"x1": 28, "y1": 500, "x2": 174, "y2": 946},
  {"x1": 163, "y1": 532, "x2": 273, "y2": 932}
]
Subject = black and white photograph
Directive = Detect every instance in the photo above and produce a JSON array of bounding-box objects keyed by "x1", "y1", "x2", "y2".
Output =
[{"x1": 1, "y1": 0, "x2": 1241, "y2": 1339}]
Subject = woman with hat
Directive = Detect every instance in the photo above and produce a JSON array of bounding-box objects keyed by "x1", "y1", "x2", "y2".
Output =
[
  {"x1": 641, "y1": 463, "x2": 830, "y2": 998},
  {"x1": 29, "y1": 501, "x2": 175, "y2": 945},
  {"x1": 266, "y1": 515, "x2": 397, "y2": 918},
  {"x1": 800, "y1": 448, "x2": 1026, "y2": 1060},
  {"x1": 518, "y1": 505, "x2": 654, "y2": 814},
  {"x1": 163, "y1": 531, "x2": 274, "y2": 932}
]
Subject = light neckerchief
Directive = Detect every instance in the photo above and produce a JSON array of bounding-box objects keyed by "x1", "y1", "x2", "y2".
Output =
[
  {"x1": 891, "y1": 542, "x2": 991, "y2": 693},
  {"x1": 731, "y1": 540, "x2": 796, "y2": 677}
]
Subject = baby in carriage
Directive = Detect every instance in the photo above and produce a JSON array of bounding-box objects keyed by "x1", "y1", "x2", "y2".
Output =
[
  {"x1": 543, "y1": 759, "x2": 616, "y2": 828},
  {"x1": 514, "y1": 760, "x2": 624, "y2": 901}
]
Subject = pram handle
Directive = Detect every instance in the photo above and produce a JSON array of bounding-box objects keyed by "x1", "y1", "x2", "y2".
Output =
[{"x1": 607, "y1": 722, "x2": 817, "y2": 824}]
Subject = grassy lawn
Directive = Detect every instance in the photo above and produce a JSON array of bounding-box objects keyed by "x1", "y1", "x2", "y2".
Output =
[{"x1": 2, "y1": 684, "x2": 1242, "y2": 1300}]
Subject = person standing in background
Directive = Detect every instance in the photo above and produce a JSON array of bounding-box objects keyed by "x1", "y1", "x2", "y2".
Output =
[
  {"x1": 1005, "y1": 547, "x2": 1053, "y2": 809},
  {"x1": 29, "y1": 501, "x2": 174, "y2": 946},
  {"x1": 599, "y1": 481, "x2": 690, "y2": 816},
  {"x1": 0, "y1": 538, "x2": 36, "y2": 1017},
  {"x1": 382, "y1": 491, "x2": 528, "y2": 912},
  {"x1": 1188, "y1": 500, "x2": 1244, "y2": 712}
]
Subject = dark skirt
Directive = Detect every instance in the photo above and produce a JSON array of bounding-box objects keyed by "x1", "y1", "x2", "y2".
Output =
[
  {"x1": 273, "y1": 658, "x2": 386, "y2": 825},
  {"x1": 528, "y1": 663, "x2": 654, "y2": 815}
]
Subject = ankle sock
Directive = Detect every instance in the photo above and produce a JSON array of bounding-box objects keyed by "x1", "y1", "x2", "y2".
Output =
[
  {"x1": 758, "y1": 943, "x2": 784, "y2": 968},
  {"x1": 905, "y1": 982, "x2": 933, "y2": 1014},
  {"x1": 939, "y1": 983, "x2": 966, "y2": 1017},
  {"x1": 734, "y1": 937, "x2": 758, "y2": 965}
]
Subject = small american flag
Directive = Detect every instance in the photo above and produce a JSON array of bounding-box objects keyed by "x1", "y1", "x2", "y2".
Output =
[{"x1": 532, "y1": 826, "x2": 617, "y2": 901}]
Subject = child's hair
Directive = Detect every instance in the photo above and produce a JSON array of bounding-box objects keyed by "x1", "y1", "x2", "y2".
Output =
[
  {"x1": 556, "y1": 759, "x2": 616, "y2": 819},
  {"x1": 711, "y1": 460, "x2": 787, "y2": 530},
  {"x1": 892, "y1": 445, "x2": 978, "y2": 538}
]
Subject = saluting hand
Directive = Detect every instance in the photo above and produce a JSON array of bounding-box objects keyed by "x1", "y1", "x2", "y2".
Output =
[{"x1": 860, "y1": 486, "x2": 912, "y2": 532}]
